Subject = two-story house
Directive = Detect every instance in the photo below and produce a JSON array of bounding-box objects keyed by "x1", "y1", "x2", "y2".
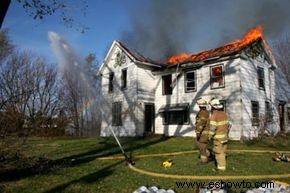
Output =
[{"x1": 97, "y1": 27, "x2": 290, "y2": 140}]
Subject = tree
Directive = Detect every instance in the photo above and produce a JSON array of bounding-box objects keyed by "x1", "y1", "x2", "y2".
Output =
[
  {"x1": 273, "y1": 33, "x2": 290, "y2": 85},
  {"x1": 0, "y1": 29, "x2": 14, "y2": 62},
  {"x1": 59, "y1": 53, "x2": 100, "y2": 136},
  {"x1": 0, "y1": 0, "x2": 10, "y2": 28},
  {"x1": 1, "y1": 0, "x2": 88, "y2": 32}
]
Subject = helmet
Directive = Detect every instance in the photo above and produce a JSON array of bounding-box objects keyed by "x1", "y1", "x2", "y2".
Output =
[
  {"x1": 197, "y1": 98, "x2": 207, "y2": 107},
  {"x1": 209, "y1": 98, "x2": 223, "y2": 109}
]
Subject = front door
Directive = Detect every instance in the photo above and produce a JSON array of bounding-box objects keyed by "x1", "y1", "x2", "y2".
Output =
[
  {"x1": 278, "y1": 103, "x2": 285, "y2": 132},
  {"x1": 144, "y1": 103, "x2": 155, "y2": 133}
]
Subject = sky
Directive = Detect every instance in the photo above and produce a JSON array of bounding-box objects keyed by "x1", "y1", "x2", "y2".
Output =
[
  {"x1": 3, "y1": 0, "x2": 138, "y2": 64},
  {"x1": 3, "y1": 0, "x2": 290, "y2": 65}
]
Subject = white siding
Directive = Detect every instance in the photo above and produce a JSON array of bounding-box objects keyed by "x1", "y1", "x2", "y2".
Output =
[
  {"x1": 100, "y1": 46, "x2": 138, "y2": 136},
  {"x1": 240, "y1": 53, "x2": 279, "y2": 139},
  {"x1": 154, "y1": 58, "x2": 242, "y2": 139}
]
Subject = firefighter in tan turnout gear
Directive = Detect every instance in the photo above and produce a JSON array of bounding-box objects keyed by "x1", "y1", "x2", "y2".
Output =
[
  {"x1": 208, "y1": 99, "x2": 230, "y2": 171},
  {"x1": 195, "y1": 98, "x2": 210, "y2": 163}
]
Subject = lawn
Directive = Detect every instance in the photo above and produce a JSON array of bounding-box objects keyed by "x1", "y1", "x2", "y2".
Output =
[{"x1": 0, "y1": 134, "x2": 289, "y2": 193}]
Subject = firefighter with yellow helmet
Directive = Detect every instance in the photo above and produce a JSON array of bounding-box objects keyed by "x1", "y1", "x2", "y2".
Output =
[
  {"x1": 195, "y1": 98, "x2": 211, "y2": 163},
  {"x1": 208, "y1": 98, "x2": 230, "y2": 171}
]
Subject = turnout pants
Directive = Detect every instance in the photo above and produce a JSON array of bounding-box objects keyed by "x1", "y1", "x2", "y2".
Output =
[
  {"x1": 213, "y1": 139, "x2": 227, "y2": 170},
  {"x1": 197, "y1": 135, "x2": 210, "y2": 162}
]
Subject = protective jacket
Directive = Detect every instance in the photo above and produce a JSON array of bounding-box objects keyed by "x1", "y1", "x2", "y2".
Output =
[
  {"x1": 195, "y1": 108, "x2": 209, "y2": 136},
  {"x1": 209, "y1": 110, "x2": 229, "y2": 142}
]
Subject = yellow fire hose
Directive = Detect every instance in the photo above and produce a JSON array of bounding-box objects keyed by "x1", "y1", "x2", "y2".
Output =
[{"x1": 96, "y1": 150, "x2": 290, "y2": 180}]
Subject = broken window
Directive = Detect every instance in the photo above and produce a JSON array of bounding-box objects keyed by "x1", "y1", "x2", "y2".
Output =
[
  {"x1": 162, "y1": 74, "x2": 172, "y2": 95},
  {"x1": 210, "y1": 65, "x2": 224, "y2": 89},
  {"x1": 251, "y1": 101, "x2": 259, "y2": 126},
  {"x1": 112, "y1": 102, "x2": 122, "y2": 126},
  {"x1": 257, "y1": 67, "x2": 265, "y2": 90},
  {"x1": 121, "y1": 68, "x2": 127, "y2": 90},
  {"x1": 160, "y1": 104, "x2": 189, "y2": 125},
  {"x1": 265, "y1": 101, "x2": 272, "y2": 122},
  {"x1": 109, "y1": 72, "x2": 114, "y2": 93},
  {"x1": 185, "y1": 71, "x2": 196, "y2": 92}
]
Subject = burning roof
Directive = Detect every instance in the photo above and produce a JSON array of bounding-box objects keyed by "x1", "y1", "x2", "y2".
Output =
[{"x1": 167, "y1": 26, "x2": 271, "y2": 65}]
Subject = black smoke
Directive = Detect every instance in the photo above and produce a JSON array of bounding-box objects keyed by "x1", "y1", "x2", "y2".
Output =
[{"x1": 121, "y1": 0, "x2": 290, "y2": 62}]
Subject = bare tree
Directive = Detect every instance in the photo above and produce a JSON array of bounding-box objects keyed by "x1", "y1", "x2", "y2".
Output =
[
  {"x1": 0, "y1": 29, "x2": 14, "y2": 62},
  {"x1": 58, "y1": 53, "x2": 100, "y2": 136},
  {"x1": 273, "y1": 33, "x2": 290, "y2": 85},
  {"x1": 0, "y1": 0, "x2": 89, "y2": 32}
]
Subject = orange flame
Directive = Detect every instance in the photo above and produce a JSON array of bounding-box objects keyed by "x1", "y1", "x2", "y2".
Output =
[{"x1": 167, "y1": 25, "x2": 265, "y2": 64}]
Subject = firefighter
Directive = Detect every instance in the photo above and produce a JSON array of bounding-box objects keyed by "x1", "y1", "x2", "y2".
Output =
[
  {"x1": 208, "y1": 98, "x2": 230, "y2": 171},
  {"x1": 195, "y1": 98, "x2": 210, "y2": 163}
]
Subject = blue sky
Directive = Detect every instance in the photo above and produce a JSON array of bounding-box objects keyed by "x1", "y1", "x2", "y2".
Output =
[
  {"x1": 3, "y1": 0, "x2": 290, "y2": 65},
  {"x1": 3, "y1": 0, "x2": 140, "y2": 64}
]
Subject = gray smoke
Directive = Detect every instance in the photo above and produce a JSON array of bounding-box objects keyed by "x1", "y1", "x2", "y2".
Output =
[{"x1": 121, "y1": 0, "x2": 290, "y2": 62}]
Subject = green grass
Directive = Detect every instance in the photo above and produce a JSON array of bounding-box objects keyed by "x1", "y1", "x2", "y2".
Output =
[{"x1": 0, "y1": 134, "x2": 289, "y2": 193}]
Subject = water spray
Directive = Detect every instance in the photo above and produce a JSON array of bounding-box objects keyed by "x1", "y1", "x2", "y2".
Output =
[{"x1": 109, "y1": 126, "x2": 135, "y2": 165}]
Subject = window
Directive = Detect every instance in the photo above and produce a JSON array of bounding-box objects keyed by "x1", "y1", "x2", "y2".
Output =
[
  {"x1": 210, "y1": 65, "x2": 224, "y2": 89},
  {"x1": 109, "y1": 72, "x2": 114, "y2": 92},
  {"x1": 112, "y1": 102, "x2": 122, "y2": 126},
  {"x1": 219, "y1": 100, "x2": 226, "y2": 112},
  {"x1": 159, "y1": 104, "x2": 189, "y2": 125},
  {"x1": 162, "y1": 74, "x2": 172, "y2": 95},
  {"x1": 257, "y1": 67, "x2": 265, "y2": 90},
  {"x1": 265, "y1": 101, "x2": 272, "y2": 122},
  {"x1": 251, "y1": 101, "x2": 259, "y2": 126},
  {"x1": 121, "y1": 68, "x2": 127, "y2": 89},
  {"x1": 185, "y1": 71, "x2": 196, "y2": 92}
]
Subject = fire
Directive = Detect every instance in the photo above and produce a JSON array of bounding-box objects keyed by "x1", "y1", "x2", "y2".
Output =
[{"x1": 167, "y1": 25, "x2": 265, "y2": 64}]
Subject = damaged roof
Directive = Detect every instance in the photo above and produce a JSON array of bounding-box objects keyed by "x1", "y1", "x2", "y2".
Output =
[
  {"x1": 110, "y1": 26, "x2": 273, "y2": 70},
  {"x1": 167, "y1": 26, "x2": 273, "y2": 66}
]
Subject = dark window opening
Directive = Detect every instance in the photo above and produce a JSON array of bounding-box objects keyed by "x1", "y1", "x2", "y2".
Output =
[
  {"x1": 251, "y1": 101, "x2": 259, "y2": 126},
  {"x1": 265, "y1": 101, "x2": 272, "y2": 122},
  {"x1": 162, "y1": 74, "x2": 172, "y2": 95},
  {"x1": 210, "y1": 65, "x2": 224, "y2": 89},
  {"x1": 161, "y1": 104, "x2": 189, "y2": 125},
  {"x1": 109, "y1": 72, "x2": 114, "y2": 92},
  {"x1": 257, "y1": 67, "x2": 265, "y2": 90},
  {"x1": 121, "y1": 68, "x2": 127, "y2": 89},
  {"x1": 112, "y1": 102, "x2": 122, "y2": 126},
  {"x1": 219, "y1": 100, "x2": 226, "y2": 112},
  {"x1": 185, "y1": 71, "x2": 196, "y2": 92}
]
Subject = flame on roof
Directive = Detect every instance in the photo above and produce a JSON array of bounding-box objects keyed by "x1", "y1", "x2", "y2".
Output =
[{"x1": 167, "y1": 26, "x2": 269, "y2": 65}]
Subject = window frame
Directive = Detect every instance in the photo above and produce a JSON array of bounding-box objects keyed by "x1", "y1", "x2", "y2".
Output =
[
  {"x1": 162, "y1": 74, "x2": 172, "y2": 95},
  {"x1": 251, "y1": 101, "x2": 259, "y2": 126},
  {"x1": 162, "y1": 104, "x2": 189, "y2": 125},
  {"x1": 121, "y1": 68, "x2": 127, "y2": 90},
  {"x1": 210, "y1": 64, "x2": 225, "y2": 89},
  {"x1": 184, "y1": 70, "x2": 197, "y2": 93},
  {"x1": 257, "y1": 66, "x2": 265, "y2": 90},
  {"x1": 112, "y1": 102, "x2": 122, "y2": 126},
  {"x1": 108, "y1": 72, "x2": 114, "y2": 93}
]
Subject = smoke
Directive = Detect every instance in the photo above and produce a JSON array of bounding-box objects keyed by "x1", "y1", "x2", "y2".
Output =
[{"x1": 121, "y1": 0, "x2": 290, "y2": 62}]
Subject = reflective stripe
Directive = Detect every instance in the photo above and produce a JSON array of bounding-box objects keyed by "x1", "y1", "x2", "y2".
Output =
[
  {"x1": 214, "y1": 134, "x2": 227, "y2": 139},
  {"x1": 210, "y1": 120, "x2": 229, "y2": 126},
  {"x1": 217, "y1": 166, "x2": 226, "y2": 170},
  {"x1": 209, "y1": 131, "x2": 215, "y2": 135}
]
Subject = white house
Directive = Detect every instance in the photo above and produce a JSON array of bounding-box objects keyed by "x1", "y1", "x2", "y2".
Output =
[{"x1": 97, "y1": 27, "x2": 290, "y2": 140}]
